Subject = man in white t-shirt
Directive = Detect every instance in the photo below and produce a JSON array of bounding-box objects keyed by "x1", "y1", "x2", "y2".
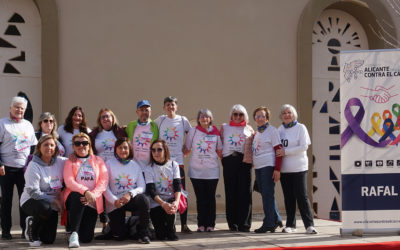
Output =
[{"x1": 154, "y1": 96, "x2": 192, "y2": 233}]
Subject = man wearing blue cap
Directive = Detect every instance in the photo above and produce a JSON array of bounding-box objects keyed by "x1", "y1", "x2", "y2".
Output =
[{"x1": 126, "y1": 100, "x2": 159, "y2": 171}]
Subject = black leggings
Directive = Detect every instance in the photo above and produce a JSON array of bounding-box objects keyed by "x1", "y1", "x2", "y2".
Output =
[
  {"x1": 66, "y1": 192, "x2": 98, "y2": 243},
  {"x1": 21, "y1": 198, "x2": 58, "y2": 244},
  {"x1": 108, "y1": 193, "x2": 150, "y2": 237}
]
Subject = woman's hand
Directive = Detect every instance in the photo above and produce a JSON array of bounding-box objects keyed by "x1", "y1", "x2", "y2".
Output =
[
  {"x1": 161, "y1": 202, "x2": 177, "y2": 215},
  {"x1": 53, "y1": 198, "x2": 64, "y2": 214},
  {"x1": 84, "y1": 190, "x2": 96, "y2": 204},
  {"x1": 276, "y1": 148, "x2": 285, "y2": 157},
  {"x1": 119, "y1": 193, "x2": 131, "y2": 205},
  {"x1": 0, "y1": 166, "x2": 5, "y2": 176},
  {"x1": 114, "y1": 199, "x2": 122, "y2": 208},
  {"x1": 272, "y1": 170, "x2": 280, "y2": 183}
]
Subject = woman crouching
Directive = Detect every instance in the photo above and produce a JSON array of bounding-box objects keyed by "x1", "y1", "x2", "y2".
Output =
[{"x1": 145, "y1": 139, "x2": 181, "y2": 241}]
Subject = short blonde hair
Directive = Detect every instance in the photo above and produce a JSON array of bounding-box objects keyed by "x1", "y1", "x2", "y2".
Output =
[{"x1": 253, "y1": 106, "x2": 270, "y2": 121}]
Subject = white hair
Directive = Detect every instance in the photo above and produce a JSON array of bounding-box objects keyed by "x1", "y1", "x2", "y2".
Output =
[
  {"x1": 279, "y1": 104, "x2": 298, "y2": 121},
  {"x1": 229, "y1": 104, "x2": 249, "y2": 123},
  {"x1": 197, "y1": 108, "x2": 214, "y2": 125},
  {"x1": 10, "y1": 96, "x2": 27, "y2": 109}
]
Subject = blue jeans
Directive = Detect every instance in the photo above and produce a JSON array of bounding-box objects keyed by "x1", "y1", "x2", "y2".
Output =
[{"x1": 255, "y1": 166, "x2": 282, "y2": 227}]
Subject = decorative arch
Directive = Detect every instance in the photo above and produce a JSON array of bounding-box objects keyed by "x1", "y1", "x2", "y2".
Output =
[{"x1": 297, "y1": 0, "x2": 396, "y2": 219}]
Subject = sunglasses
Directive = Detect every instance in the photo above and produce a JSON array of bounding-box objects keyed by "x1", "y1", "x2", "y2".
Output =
[
  {"x1": 43, "y1": 119, "x2": 54, "y2": 123},
  {"x1": 151, "y1": 148, "x2": 163, "y2": 153},
  {"x1": 233, "y1": 113, "x2": 244, "y2": 117},
  {"x1": 73, "y1": 141, "x2": 89, "y2": 147},
  {"x1": 101, "y1": 115, "x2": 111, "y2": 120}
]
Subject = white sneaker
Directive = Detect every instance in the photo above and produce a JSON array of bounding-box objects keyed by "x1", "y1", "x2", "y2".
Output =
[
  {"x1": 306, "y1": 226, "x2": 318, "y2": 234},
  {"x1": 29, "y1": 240, "x2": 42, "y2": 247},
  {"x1": 282, "y1": 227, "x2": 292, "y2": 233},
  {"x1": 69, "y1": 232, "x2": 80, "y2": 248}
]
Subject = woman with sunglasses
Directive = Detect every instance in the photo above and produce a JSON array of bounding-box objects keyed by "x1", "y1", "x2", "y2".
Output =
[
  {"x1": 102, "y1": 137, "x2": 151, "y2": 243},
  {"x1": 34, "y1": 112, "x2": 65, "y2": 156},
  {"x1": 58, "y1": 106, "x2": 91, "y2": 157},
  {"x1": 145, "y1": 139, "x2": 181, "y2": 241},
  {"x1": 63, "y1": 133, "x2": 108, "y2": 248},
  {"x1": 184, "y1": 109, "x2": 222, "y2": 232},
  {"x1": 277, "y1": 104, "x2": 316, "y2": 234},
  {"x1": 20, "y1": 135, "x2": 66, "y2": 247},
  {"x1": 220, "y1": 104, "x2": 254, "y2": 232},
  {"x1": 252, "y1": 106, "x2": 283, "y2": 233}
]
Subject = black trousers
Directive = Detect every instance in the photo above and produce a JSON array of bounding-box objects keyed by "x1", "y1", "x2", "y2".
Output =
[
  {"x1": 108, "y1": 193, "x2": 150, "y2": 237},
  {"x1": 222, "y1": 154, "x2": 252, "y2": 230},
  {"x1": 178, "y1": 165, "x2": 188, "y2": 226},
  {"x1": 280, "y1": 170, "x2": 314, "y2": 229},
  {"x1": 21, "y1": 199, "x2": 58, "y2": 244},
  {"x1": 150, "y1": 205, "x2": 176, "y2": 239},
  {"x1": 66, "y1": 192, "x2": 98, "y2": 243},
  {"x1": 190, "y1": 178, "x2": 218, "y2": 228},
  {"x1": 0, "y1": 166, "x2": 27, "y2": 233}
]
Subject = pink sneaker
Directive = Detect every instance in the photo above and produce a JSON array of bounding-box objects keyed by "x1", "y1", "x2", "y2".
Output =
[
  {"x1": 197, "y1": 226, "x2": 205, "y2": 232},
  {"x1": 206, "y1": 227, "x2": 214, "y2": 232}
]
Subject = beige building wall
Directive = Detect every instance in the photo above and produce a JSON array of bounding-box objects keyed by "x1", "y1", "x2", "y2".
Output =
[{"x1": 55, "y1": 0, "x2": 310, "y2": 213}]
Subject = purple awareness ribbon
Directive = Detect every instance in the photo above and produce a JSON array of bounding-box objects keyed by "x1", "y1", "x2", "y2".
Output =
[{"x1": 341, "y1": 98, "x2": 391, "y2": 148}]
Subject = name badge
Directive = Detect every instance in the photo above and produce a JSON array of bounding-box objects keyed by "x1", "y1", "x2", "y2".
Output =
[
  {"x1": 205, "y1": 135, "x2": 217, "y2": 143},
  {"x1": 141, "y1": 131, "x2": 153, "y2": 140}
]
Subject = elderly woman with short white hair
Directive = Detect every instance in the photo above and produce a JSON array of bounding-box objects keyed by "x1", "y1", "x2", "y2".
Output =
[
  {"x1": 0, "y1": 96, "x2": 38, "y2": 240},
  {"x1": 220, "y1": 104, "x2": 254, "y2": 232},
  {"x1": 184, "y1": 109, "x2": 222, "y2": 232},
  {"x1": 277, "y1": 104, "x2": 317, "y2": 234}
]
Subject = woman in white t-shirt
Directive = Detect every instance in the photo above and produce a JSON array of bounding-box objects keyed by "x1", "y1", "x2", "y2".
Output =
[
  {"x1": 102, "y1": 137, "x2": 150, "y2": 243},
  {"x1": 184, "y1": 109, "x2": 222, "y2": 232},
  {"x1": 220, "y1": 104, "x2": 254, "y2": 232},
  {"x1": 252, "y1": 106, "x2": 283, "y2": 233},
  {"x1": 145, "y1": 139, "x2": 181, "y2": 241},
  {"x1": 58, "y1": 106, "x2": 91, "y2": 157},
  {"x1": 277, "y1": 104, "x2": 317, "y2": 234}
]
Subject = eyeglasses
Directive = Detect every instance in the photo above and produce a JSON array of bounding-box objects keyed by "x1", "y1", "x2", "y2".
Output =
[
  {"x1": 199, "y1": 115, "x2": 210, "y2": 119},
  {"x1": 151, "y1": 148, "x2": 163, "y2": 153},
  {"x1": 73, "y1": 141, "x2": 89, "y2": 147},
  {"x1": 101, "y1": 115, "x2": 111, "y2": 120},
  {"x1": 255, "y1": 115, "x2": 266, "y2": 119},
  {"x1": 233, "y1": 113, "x2": 244, "y2": 117},
  {"x1": 43, "y1": 119, "x2": 54, "y2": 123}
]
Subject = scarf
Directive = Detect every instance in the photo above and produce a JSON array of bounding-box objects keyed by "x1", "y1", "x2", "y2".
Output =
[
  {"x1": 9, "y1": 112, "x2": 21, "y2": 123},
  {"x1": 229, "y1": 120, "x2": 246, "y2": 127},
  {"x1": 196, "y1": 125, "x2": 221, "y2": 136},
  {"x1": 283, "y1": 120, "x2": 297, "y2": 128},
  {"x1": 115, "y1": 153, "x2": 131, "y2": 165},
  {"x1": 138, "y1": 119, "x2": 149, "y2": 126},
  {"x1": 257, "y1": 122, "x2": 269, "y2": 133}
]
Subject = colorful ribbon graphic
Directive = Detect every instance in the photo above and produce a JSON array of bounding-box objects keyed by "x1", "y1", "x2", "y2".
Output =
[{"x1": 341, "y1": 98, "x2": 391, "y2": 148}]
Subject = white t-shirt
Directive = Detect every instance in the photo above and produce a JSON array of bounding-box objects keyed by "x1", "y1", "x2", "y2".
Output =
[
  {"x1": 0, "y1": 117, "x2": 37, "y2": 168},
  {"x1": 76, "y1": 157, "x2": 96, "y2": 208},
  {"x1": 58, "y1": 125, "x2": 91, "y2": 157},
  {"x1": 103, "y1": 157, "x2": 145, "y2": 213},
  {"x1": 132, "y1": 123, "x2": 153, "y2": 171},
  {"x1": 185, "y1": 127, "x2": 222, "y2": 179},
  {"x1": 252, "y1": 125, "x2": 281, "y2": 169},
  {"x1": 221, "y1": 124, "x2": 253, "y2": 157},
  {"x1": 144, "y1": 160, "x2": 180, "y2": 208},
  {"x1": 155, "y1": 115, "x2": 191, "y2": 165},
  {"x1": 94, "y1": 130, "x2": 117, "y2": 162},
  {"x1": 278, "y1": 123, "x2": 311, "y2": 173}
]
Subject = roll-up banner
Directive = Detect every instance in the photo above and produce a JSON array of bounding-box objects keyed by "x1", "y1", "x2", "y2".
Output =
[{"x1": 340, "y1": 49, "x2": 400, "y2": 235}]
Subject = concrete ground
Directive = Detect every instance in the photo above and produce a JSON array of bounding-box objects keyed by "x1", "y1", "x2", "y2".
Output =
[{"x1": 1, "y1": 214, "x2": 400, "y2": 249}]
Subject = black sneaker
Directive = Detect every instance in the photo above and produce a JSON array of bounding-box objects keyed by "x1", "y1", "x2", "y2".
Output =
[
  {"x1": 1, "y1": 232, "x2": 12, "y2": 240},
  {"x1": 138, "y1": 235, "x2": 150, "y2": 244},
  {"x1": 25, "y1": 216, "x2": 34, "y2": 241},
  {"x1": 167, "y1": 233, "x2": 179, "y2": 241}
]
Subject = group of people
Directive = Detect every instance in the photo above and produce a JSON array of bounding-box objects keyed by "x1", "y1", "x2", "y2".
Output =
[{"x1": 0, "y1": 95, "x2": 317, "y2": 248}]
